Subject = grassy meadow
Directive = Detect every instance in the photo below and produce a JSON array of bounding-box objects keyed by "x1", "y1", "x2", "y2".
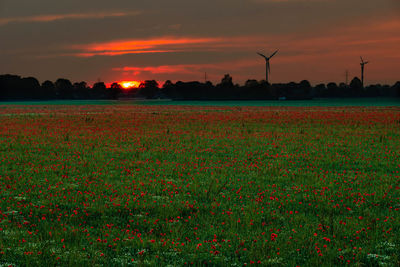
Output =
[{"x1": 0, "y1": 104, "x2": 399, "y2": 266}]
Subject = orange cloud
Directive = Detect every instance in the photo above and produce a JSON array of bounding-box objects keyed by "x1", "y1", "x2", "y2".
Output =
[
  {"x1": 0, "y1": 11, "x2": 141, "y2": 26},
  {"x1": 72, "y1": 37, "x2": 230, "y2": 57},
  {"x1": 33, "y1": 35, "x2": 274, "y2": 58},
  {"x1": 76, "y1": 50, "x2": 175, "y2": 57}
]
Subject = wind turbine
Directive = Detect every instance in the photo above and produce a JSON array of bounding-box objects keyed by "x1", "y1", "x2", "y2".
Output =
[
  {"x1": 257, "y1": 50, "x2": 278, "y2": 84},
  {"x1": 360, "y1": 56, "x2": 369, "y2": 87}
]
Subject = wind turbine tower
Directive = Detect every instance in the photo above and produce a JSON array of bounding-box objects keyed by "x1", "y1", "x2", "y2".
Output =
[
  {"x1": 257, "y1": 50, "x2": 278, "y2": 84},
  {"x1": 360, "y1": 56, "x2": 369, "y2": 87}
]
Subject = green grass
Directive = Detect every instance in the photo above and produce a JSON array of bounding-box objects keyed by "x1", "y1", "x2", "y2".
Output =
[
  {"x1": 0, "y1": 100, "x2": 117, "y2": 106},
  {"x1": 136, "y1": 98, "x2": 400, "y2": 107},
  {"x1": 0, "y1": 105, "x2": 399, "y2": 266},
  {"x1": 0, "y1": 98, "x2": 399, "y2": 107}
]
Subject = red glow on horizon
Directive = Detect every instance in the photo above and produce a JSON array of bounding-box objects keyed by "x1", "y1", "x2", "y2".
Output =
[{"x1": 118, "y1": 80, "x2": 141, "y2": 89}]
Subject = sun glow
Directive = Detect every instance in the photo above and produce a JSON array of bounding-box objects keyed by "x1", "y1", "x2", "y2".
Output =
[{"x1": 118, "y1": 81, "x2": 141, "y2": 89}]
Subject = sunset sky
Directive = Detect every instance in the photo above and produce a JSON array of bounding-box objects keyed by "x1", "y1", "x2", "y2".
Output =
[{"x1": 1, "y1": 0, "x2": 399, "y2": 86}]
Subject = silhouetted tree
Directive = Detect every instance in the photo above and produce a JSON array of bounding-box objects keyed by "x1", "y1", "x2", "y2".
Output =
[
  {"x1": 138, "y1": 80, "x2": 159, "y2": 99},
  {"x1": 242, "y1": 80, "x2": 270, "y2": 99},
  {"x1": 213, "y1": 74, "x2": 234, "y2": 99},
  {"x1": 314, "y1": 83, "x2": 326, "y2": 97},
  {"x1": 162, "y1": 80, "x2": 173, "y2": 89},
  {"x1": 3, "y1": 72, "x2": 400, "y2": 101},
  {"x1": 393, "y1": 81, "x2": 400, "y2": 97},
  {"x1": 41, "y1": 80, "x2": 56, "y2": 99},
  {"x1": 365, "y1": 84, "x2": 380, "y2": 97},
  {"x1": 283, "y1": 82, "x2": 297, "y2": 99},
  {"x1": 92, "y1": 82, "x2": 107, "y2": 99},
  {"x1": 369, "y1": 84, "x2": 397, "y2": 97},
  {"x1": 299, "y1": 80, "x2": 311, "y2": 89},
  {"x1": 350, "y1": 77, "x2": 363, "y2": 97},
  {"x1": 219, "y1": 74, "x2": 233, "y2": 88},
  {"x1": 20, "y1": 77, "x2": 40, "y2": 99},
  {"x1": 327, "y1": 82, "x2": 338, "y2": 97},
  {"x1": 298, "y1": 80, "x2": 312, "y2": 99},
  {"x1": 245, "y1": 79, "x2": 259, "y2": 88},
  {"x1": 0, "y1": 74, "x2": 21, "y2": 99},
  {"x1": 55, "y1": 78, "x2": 73, "y2": 99},
  {"x1": 109, "y1": 82, "x2": 122, "y2": 99},
  {"x1": 73, "y1": 81, "x2": 89, "y2": 99},
  {"x1": 381, "y1": 84, "x2": 396, "y2": 97},
  {"x1": 160, "y1": 80, "x2": 175, "y2": 98}
]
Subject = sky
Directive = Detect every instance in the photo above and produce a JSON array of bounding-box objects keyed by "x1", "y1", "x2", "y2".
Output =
[{"x1": 1, "y1": 0, "x2": 399, "y2": 86}]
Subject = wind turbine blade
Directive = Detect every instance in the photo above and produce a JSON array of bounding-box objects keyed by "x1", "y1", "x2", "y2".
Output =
[
  {"x1": 269, "y1": 50, "x2": 279, "y2": 58},
  {"x1": 365, "y1": 61, "x2": 369, "y2": 64},
  {"x1": 257, "y1": 52, "x2": 267, "y2": 59},
  {"x1": 360, "y1": 56, "x2": 364, "y2": 63}
]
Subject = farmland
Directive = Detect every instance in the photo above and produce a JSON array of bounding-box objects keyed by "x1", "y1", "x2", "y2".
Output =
[{"x1": 0, "y1": 104, "x2": 399, "y2": 266}]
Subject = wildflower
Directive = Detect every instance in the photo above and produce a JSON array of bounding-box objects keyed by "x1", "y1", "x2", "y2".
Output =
[{"x1": 271, "y1": 233, "x2": 278, "y2": 241}]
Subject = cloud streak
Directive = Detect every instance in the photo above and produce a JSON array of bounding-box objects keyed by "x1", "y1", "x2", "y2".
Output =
[
  {"x1": 70, "y1": 36, "x2": 277, "y2": 57},
  {"x1": 0, "y1": 11, "x2": 141, "y2": 26},
  {"x1": 71, "y1": 37, "x2": 221, "y2": 57}
]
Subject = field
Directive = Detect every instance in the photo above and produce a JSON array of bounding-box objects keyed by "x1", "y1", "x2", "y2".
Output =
[
  {"x1": 0, "y1": 104, "x2": 399, "y2": 266},
  {"x1": 0, "y1": 98, "x2": 399, "y2": 107}
]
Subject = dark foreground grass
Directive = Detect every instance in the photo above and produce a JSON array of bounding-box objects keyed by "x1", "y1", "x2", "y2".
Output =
[{"x1": 0, "y1": 105, "x2": 399, "y2": 266}]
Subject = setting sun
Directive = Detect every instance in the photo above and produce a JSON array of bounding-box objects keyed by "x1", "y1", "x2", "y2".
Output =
[{"x1": 118, "y1": 80, "x2": 141, "y2": 89}]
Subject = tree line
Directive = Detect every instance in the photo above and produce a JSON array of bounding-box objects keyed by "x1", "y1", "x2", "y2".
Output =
[{"x1": 1, "y1": 74, "x2": 399, "y2": 101}]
